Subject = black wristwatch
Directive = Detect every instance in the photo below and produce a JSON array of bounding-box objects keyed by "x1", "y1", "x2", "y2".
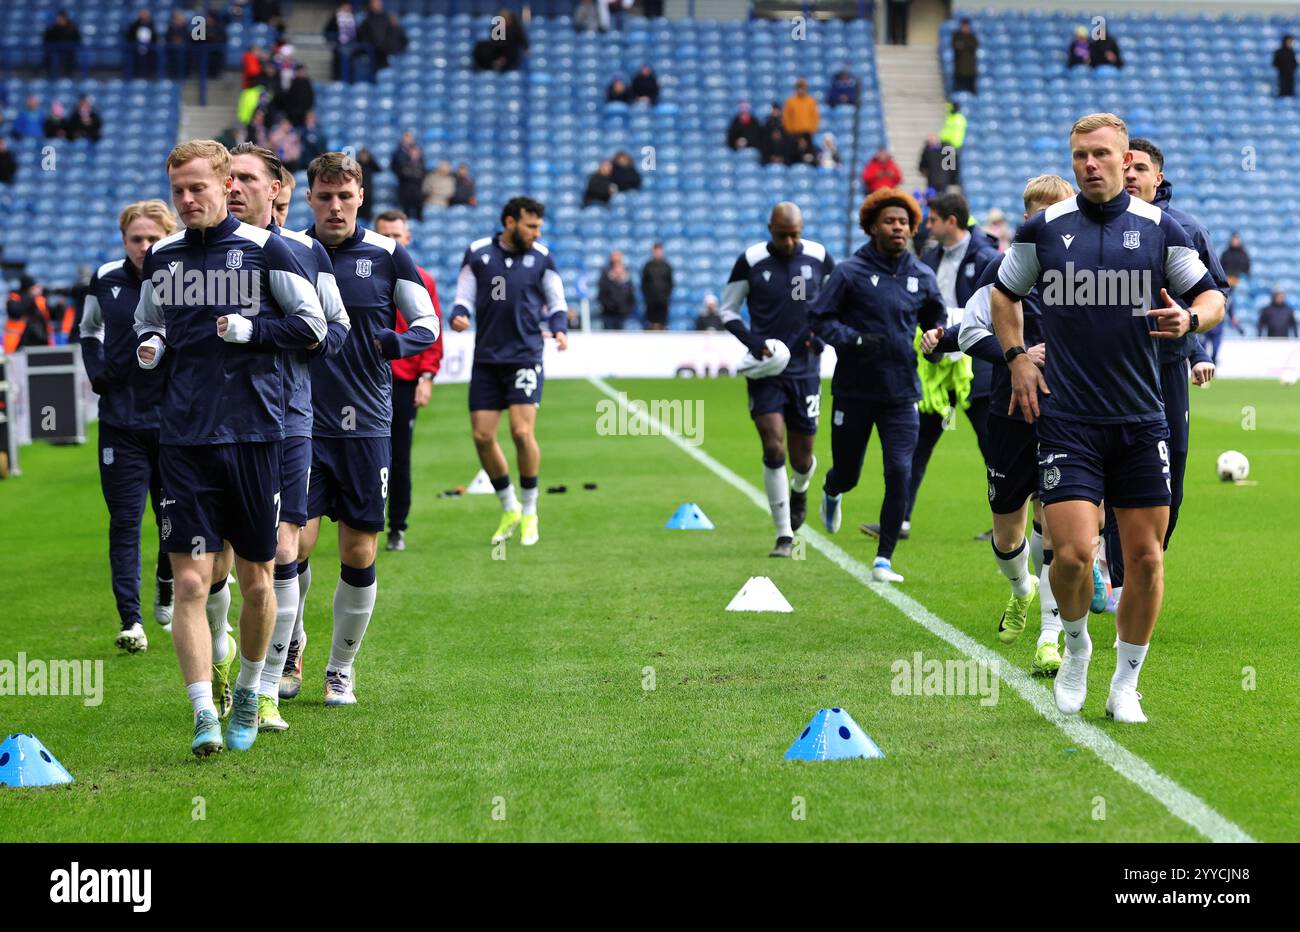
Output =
[
  {"x1": 1187, "y1": 311, "x2": 1200, "y2": 333},
  {"x1": 1004, "y1": 345, "x2": 1028, "y2": 364}
]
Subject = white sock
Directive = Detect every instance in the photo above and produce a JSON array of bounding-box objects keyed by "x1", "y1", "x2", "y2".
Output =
[
  {"x1": 1111, "y1": 585, "x2": 1123, "y2": 608},
  {"x1": 187, "y1": 681, "x2": 217, "y2": 719},
  {"x1": 261, "y1": 572, "x2": 299, "y2": 698},
  {"x1": 764, "y1": 463, "x2": 793, "y2": 539},
  {"x1": 1061, "y1": 611, "x2": 1092, "y2": 656},
  {"x1": 1029, "y1": 526, "x2": 1044, "y2": 575},
  {"x1": 294, "y1": 561, "x2": 311, "y2": 645},
  {"x1": 1112, "y1": 640, "x2": 1148, "y2": 692},
  {"x1": 328, "y1": 577, "x2": 377, "y2": 676},
  {"x1": 520, "y1": 482, "x2": 539, "y2": 516},
  {"x1": 790, "y1": 454, "x2": 817, "y2": 494},
  {"x1": 235, "y1": 653, "x2": 264, "y2": 692},
  {"x1": 994, "y1": 539, "x2": 1033, "y2": 598},
  {"x1": 1038, "y1": 562, "x2": 1062, "y2": 645},
  {"x1": 496, "y1": 482, "x2": 520, "y2": 513},
  {"x1": 207, "y1": 584, "x2": 231, "y2": 662}
]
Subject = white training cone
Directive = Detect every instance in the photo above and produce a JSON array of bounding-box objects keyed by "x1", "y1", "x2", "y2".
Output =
[
  {"x1": 725, "y1": 576, "x2": 793, "y2": 613},
  {"x1": 466, "y1": 469, "x2": 495, "y2": 494}
]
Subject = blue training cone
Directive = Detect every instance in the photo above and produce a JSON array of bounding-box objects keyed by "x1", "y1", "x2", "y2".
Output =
[
  {"x1": 665, "y1": 502, "x2": 714, "y2": 530},
  {"x1": 0, "y1": 733, "x2": 75, "y2": 787},
  {"x1": 784, "y1": 708, "x2": 885, "y2": 761}
]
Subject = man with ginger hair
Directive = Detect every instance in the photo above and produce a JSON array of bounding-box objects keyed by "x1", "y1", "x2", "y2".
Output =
[{"x1": 133, "y1": 139, "x2": 326, "y2": 756}]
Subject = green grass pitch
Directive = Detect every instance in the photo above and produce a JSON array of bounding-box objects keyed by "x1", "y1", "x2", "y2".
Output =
[{"x1": 1, "y1": 376, "x2": 1296, "y2": 841}]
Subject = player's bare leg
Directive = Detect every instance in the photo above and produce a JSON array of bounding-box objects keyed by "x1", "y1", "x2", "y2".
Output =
[
  {"x1": 1043, "y1": 499, "x2": 1102, "y2": 713},
  {"x1": 509, "y1": 403, "x2": 541, "y2": 545},
  {"x1": 322, "y1": 522, "x2": 379, "y2": 705},
  {"x1": 991, "y1": 500, "x2": 1038, "y2": 647},
  {"x1": 1105, "y1": 505, "x2": 1169, "y2": 723},
  {"x1": 472, "y1": 409, "x2": 522, "y2": 543},
  {"x1": 755, "y1": 413, "x2": 794, "y2": 556},
  {"x1": 170, "y1": 550, "x2": 223, "y2": 754},
  {"x1": 1031, "y1": 497, "x2": 1062, "y2": 672},
  {"x1": 202, "y1": 541, "x2": 237, "y2": 715}
]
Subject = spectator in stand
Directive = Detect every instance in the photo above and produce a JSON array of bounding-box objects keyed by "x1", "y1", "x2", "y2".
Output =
[
  {"x1": 951, "y1": 18, "x2": 978, "y2": 93},
  {"x1": 357, "y1": 0, "x2": 407, "y2": 72},
  {"x1": 165, "y1": 10, "x2": 190, "y2": 79},
  {"x1": 759, "y1": 102, "x2": 787, "y2": 164},
  {"x1": 1259, "y1": 290, "x2": 1298, "y2": 337},
  {"x1": 575, "y1": 0, "x2": 601, "y2": 33},
  {"x1": 696, "y1": 293, "x2": 724, "y2": 331},
  {"x1": 1067, "y1": 26, "x2": 1090, "y2": 68},
  {"x1": 606, "y1": 77, "x2": 632, "y2": 103},
  {"x1": 1276, "y1": 36, "x2": 1297, "y2": 97},
  {"x1": 0, "y1": 139, "x2": 16, "y2": 185},
  {"x1": 43, "y1": 10, "x2": 82, "y2": 78},
  {"x1": 12, "y1": 96, "x2": 45, "y2": 140},
  {"x1": 643, "y1": 0, "x2": 665, "y2": 18},
  {"x1": 886, "y1": 0, "x2": 912, "y2": 45},
  {"x1": 68, "y1": 96, "x2": 102, "y2": 143},
  {"x1": 819, "y1": 132, "x2": 842, "y2": 168},
  {"x1": 279, "y1": 63, "x2": 316, "y2": 126},
  {"x1": 268, "y1": 117, "x2": 302, "y2": 171},
  {"x1": 7, "y1": 277, "x2": 52, "y2": 349},
  {"x1": 1090, "y1": 26, "x2": 1123, "y2": 68},
  {"x1": 422, "y1": 160, "x2": 454, "y2": 208},
  {"x1": 195, "y1": 4, "x2": 228, "y2": 78},
  {"x1": 727, "y1": 101, "x2": 761, "y2": 151},
  {"x1": 242, "y1": 45, "x2": 266, "y2": 88},
  {"x1": 791, "y1": 134, "x2": 819, "y2": 166},
  {"x1": 981, "y1": 207, "x2": 1012, "y2": 252},
  {"x1": 610, "y1": 150, "x2": 641, "y2": 192},
  {"x1": 44, "y1": 101, "x2": 71, "y2": 140},
  {"x1": 391, "y1": 131, "x2": 427, "y2": 221},
  {"x1": 917, "y1": 133, "x2": 952, "y2": 190},
  {"x1": 939, "y1": 101, "x2": 966, "y2": 185},
  {"x1": 782, "y1": 78, "x2": 820, "y2": 143},
  {"x1": 123, "y1": 9, "x2": 157, "y2": 78},
  {"x1": 641, "y1": 242, "x2": 674, "y2": 331},
  {"x1": 450, "y1": 162, "x2": 477, "y2": 206},
  {"x1": 473, "y1": 9, "x2": 528, "y2": 72},
  {"x1": 631, "y1": 65, "x2": 660, "y2": 104},
  {"x1": 1220, "y1": 233, "x2": 1251, "y2": 283},
  {"x1": 355, "y1": 146, "x2": 379, "y2": 220},
  {"x1": 237, "y1": 75, "x2": 268, "y2": 128},
  {"x1": 828, "y1": 69, "x2": 859, "y2": 106},
  {"x1": 583, "y1": 160, "x2": 616, "y2": 207},
  {"x1": 324, "y1": 2, "x2": 357, "y2": 80},
  {"x1": 253, "y1": 0, "x2": 285, "y2": 25},
  {"x1": 298, "y1": 109, "x2": 327, "y2": 167},
  {"x1": 862, "y1": 148, "x2": 903, "y2": 193},
  {"x1": 598, "y1": 251, "x2": 636, "y2": 330}
]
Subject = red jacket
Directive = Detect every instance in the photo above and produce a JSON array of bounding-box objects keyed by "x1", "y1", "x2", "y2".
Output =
[
  {"x1": 391, "y1": 265, "x2": 443, "y2": 382},
  {"x1": 863, "y1": 157, "x2": 903, "y2": 193}
]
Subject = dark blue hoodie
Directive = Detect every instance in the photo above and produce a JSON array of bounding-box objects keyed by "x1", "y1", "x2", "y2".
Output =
[
  {"x1": 1152, "y1": 179, "x2": 1225, "y2": 367},
  {"x1": 810, "y1": 240, "x2": 945, "y2": 403}
]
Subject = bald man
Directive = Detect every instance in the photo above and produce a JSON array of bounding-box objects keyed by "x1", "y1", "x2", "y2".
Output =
[{"x1": 719, "y1": 203, "x2": 835, "y2": 556}]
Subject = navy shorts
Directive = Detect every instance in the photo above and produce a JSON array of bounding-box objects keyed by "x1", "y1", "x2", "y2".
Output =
[
  {"x1": 469, "y1": 361, "x2": 544, "y2": 411},
  {"x1": 280, "y1": 436, "x2": 312, "y2": 527},
  {"x1": 747, "y1": 372, "x2": 821, "y2": 434},
  {"x1": 158, "y1": 441, "x2": 282, "y2": 562},
  {"x1": 308, "y1": 435, "x2": 390, "y2": 532},
  {"x1": 1036, "y1": 416, "x2": 1171, "y2": 509},
  {"x1": 1161, "y1": 360, "x2": 1190, "y2": 453},
  {"x1": 985, "y1": 415, "x2": 1037, "y2": 514}
]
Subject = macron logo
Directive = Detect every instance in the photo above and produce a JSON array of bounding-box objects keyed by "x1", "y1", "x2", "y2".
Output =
[
  {"x1": 50, "y1": 862, "x2": 151, "y2": 912},
  {"x1": 870, "y1": 275, "x2": 879, "y2": 286},
  {"x1": 1061, "y1": 234, "x2": 1075, "y2": 249}
]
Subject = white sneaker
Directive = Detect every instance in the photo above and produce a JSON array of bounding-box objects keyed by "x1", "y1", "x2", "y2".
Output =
[
  {"x1": 1054, "y1": 648, "x2": 1091, "y2": 714},
  {"x1": 115, "y1": 622, "x2": 148, "y2": 653},
  {"x1": 324, "y1": 669, "x2": 357, "y2": 706},
  {"x1": 871, "y1": 557, "x2": 904, "y2": 583},
  {"x1": 1106, "y1": 686, "x2": 1148, "y2": 724},
  {"x1": 153, "y1": 576, "x2": 173, "y2": 630}
]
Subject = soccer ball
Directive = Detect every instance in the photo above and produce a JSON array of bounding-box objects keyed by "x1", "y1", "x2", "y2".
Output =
[{"x1": 1216, "y1": 450, "x2": 1249, "y2": 482}]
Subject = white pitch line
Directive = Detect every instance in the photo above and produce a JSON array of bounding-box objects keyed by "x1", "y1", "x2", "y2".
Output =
[{"x1": 589, "y1": 377, "x2": 1254, "y2": 844}]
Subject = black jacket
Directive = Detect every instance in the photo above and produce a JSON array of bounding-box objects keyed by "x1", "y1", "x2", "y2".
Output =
[
  {"x1": 922, "y1": 231, "x2": 1000, "y2": 397},
  {"x1": 598, "y1": 271, "x2": 636, "y2": 320},
  {"x1": 641, "y1": 258, "x2": 674, "y2": 305}
]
